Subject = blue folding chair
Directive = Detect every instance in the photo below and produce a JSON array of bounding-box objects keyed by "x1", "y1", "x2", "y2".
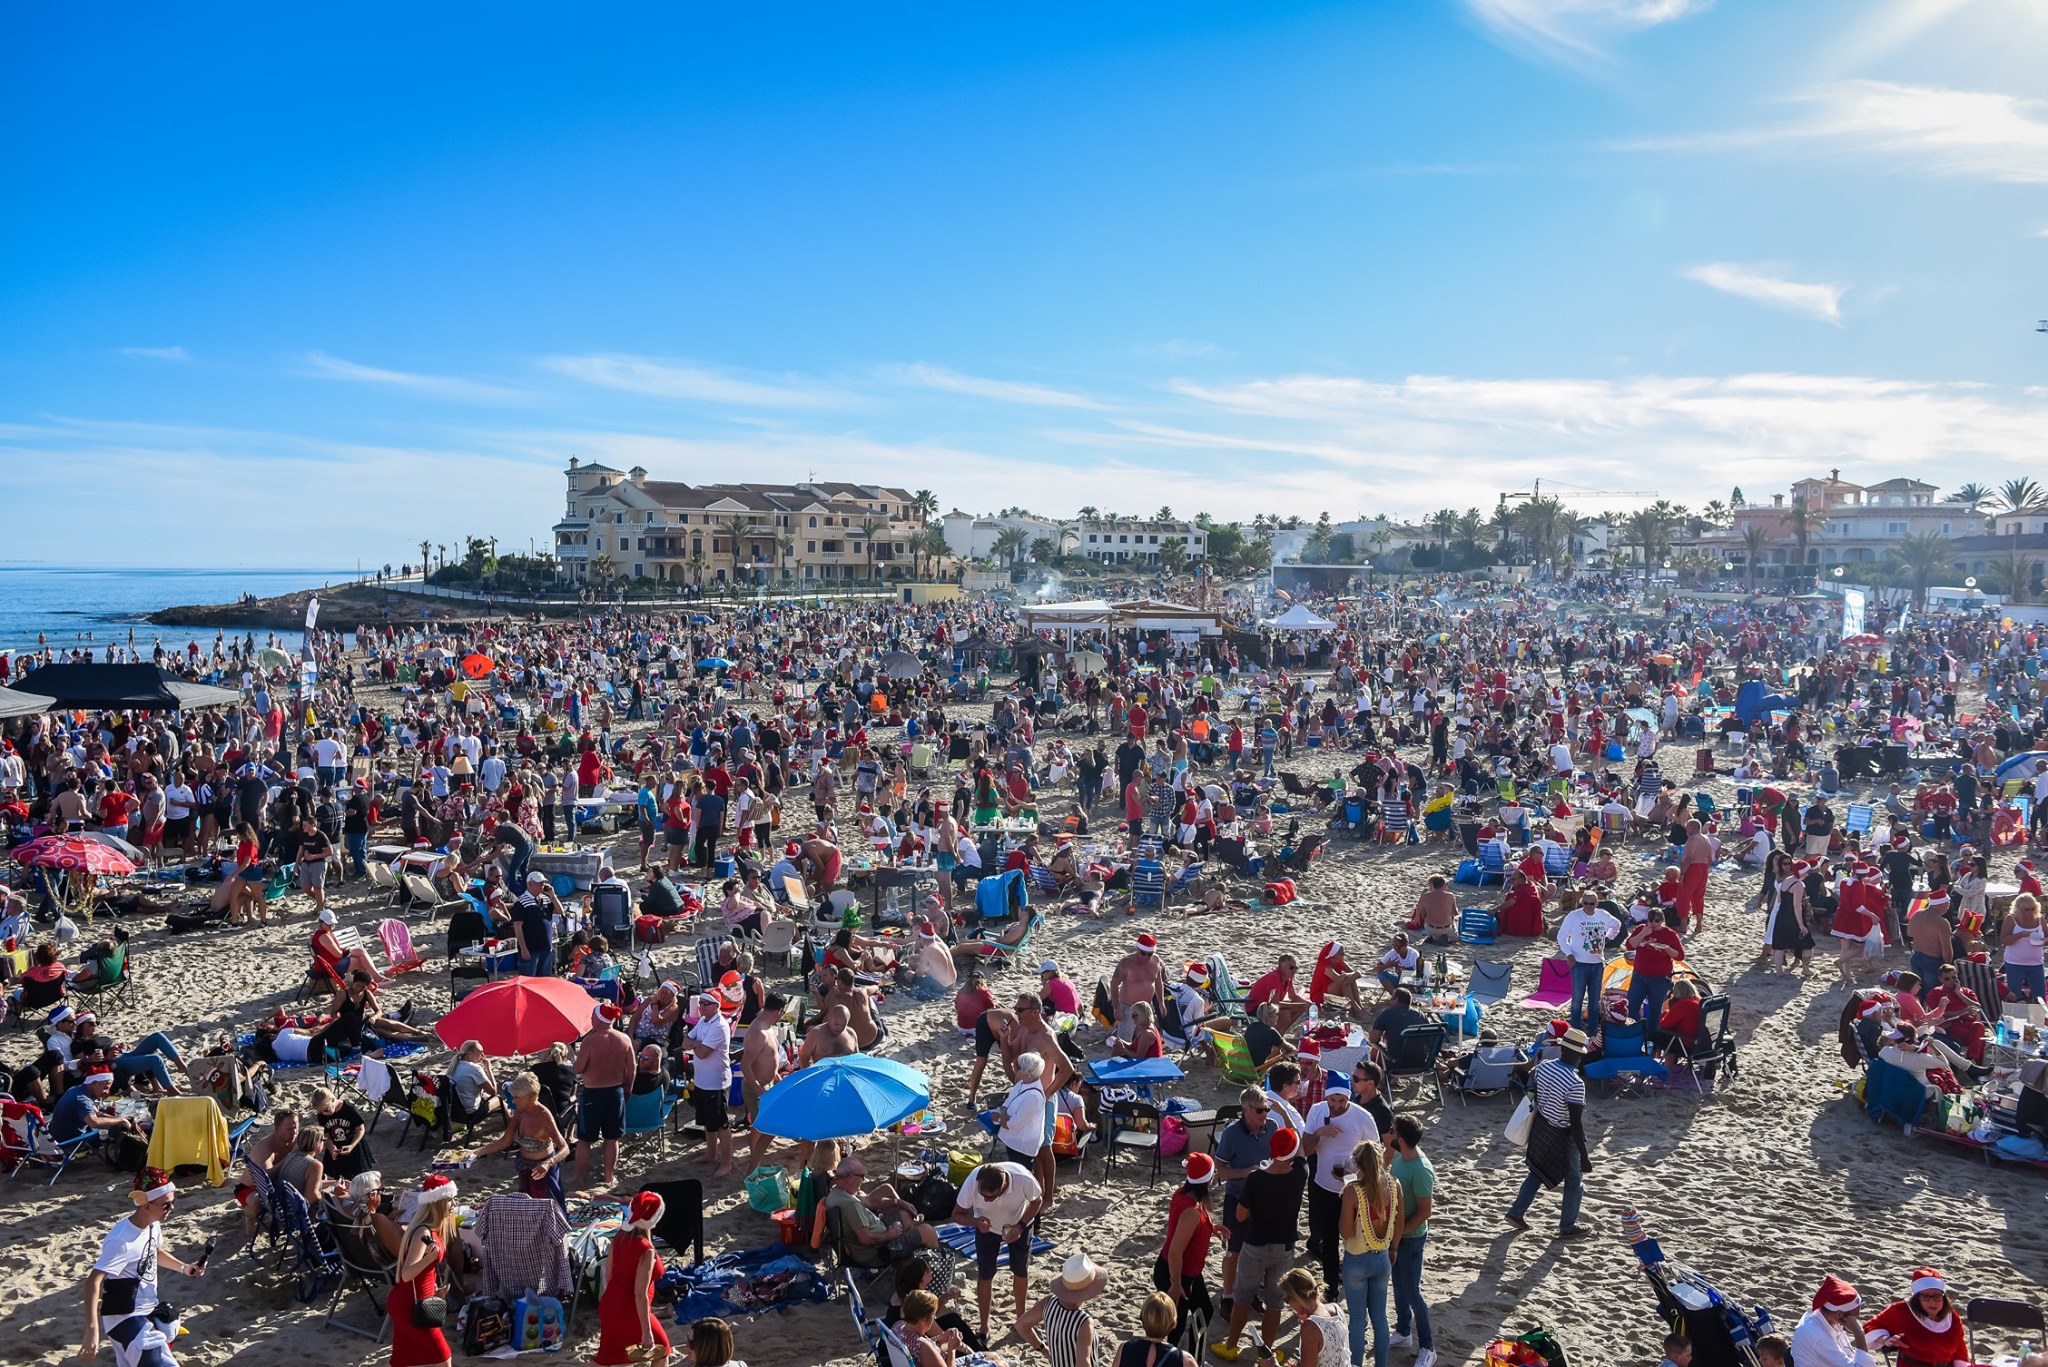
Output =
[
  {"x1": 1458, "y1": 907, "x2": 1498, "y2": 945},
  {"x1": 1845, "y1": 804, "x2": 1873, "y2": 838},
  {"x1": 624, "y1": 1083, "x2": 681, "y2": 1156},
  {"x1": 1541, "y1": 843, "x2": 1572, "y2": 880},
  {"x1": 1473, "y1": 840, "x2": 1508, "y2": 887},
  {"x1": 1583, "y1": 1022, "x2": 1669, "y2": 1093},
  {"x1": 1130, "y1": 859, "x2": 1166, "y2": 909}
]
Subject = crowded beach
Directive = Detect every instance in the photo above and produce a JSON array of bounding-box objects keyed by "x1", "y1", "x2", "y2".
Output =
[{"x1": 2, "y1": 580, "x2": 2046, "y2": 1367}]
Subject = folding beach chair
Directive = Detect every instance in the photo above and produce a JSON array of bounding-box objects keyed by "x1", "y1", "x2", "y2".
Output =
[
  {"x1": 1516, "y1": 956, "x2": 1574, "y2": 1011},
  {"x1": 1541, "y1": 842, "x2": 1573, "y2": 880},
  {"x1": 1210, "y1": 1031, "x2": 1266, "y2": 1087},
  {"x1": 1458, "y1": 907, "x2": 1498, "y2": 945},
  {"x1": 1954, "y1": 960, "x2": 2003, "y2": 1030},
  {"x1": 1844, "y1": 804, "x2": 1874, "y2": 838},
  {"x1": 1386, "y1": 1022, "x2": 1447, "y2": 1107},
  {"x1": 1205, "y1": 954, "x2": 1251, "y2": 1027},
  {"x1": 1671, "y1": 994, "x2": 1737, "y2": 1092},
  {"x1": 1583, "y1": 1022, "x2": 1669, "y2": 1094},
  {"x1": 1473, "y1": 840, "x2": 1508, "y2": 887},
  {"x1": 1129, "y1": 859, "x2": 1166, "y2": 909},
  {"x1": 1466, "y1": 960, "x2": 1513, "y2": 1010},
  {"x1": 376, "y1": 919, "x2": 423, "y2": 975},
  {"x1": 367, "y1": 860, "x2": 407, "y2": 911},
  {"x1": 693, "y1": 935, "x2": 735, "y2": 991},
  {"x1": 324, "y1": 1219, "x2": 396, "y2": 1342},
  {"x1": 1165, "y1": 862, "x2": 1204, "y2": 908},
  {"x1": 1450, "y1": 1044, "x2": 1525, "y2": 1104}
]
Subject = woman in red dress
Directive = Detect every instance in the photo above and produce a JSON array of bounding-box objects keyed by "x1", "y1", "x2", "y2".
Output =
[
  {"x1": 596, "y1": 1190, "x2": 671, "y2": 1365},
  {"x1": 386, "y1": 1174, "x2": 457, "y2": 1367}
]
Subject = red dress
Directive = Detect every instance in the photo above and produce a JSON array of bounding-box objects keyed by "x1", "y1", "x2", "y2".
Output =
[
  {"x1": 595, "y1": 1231, "x2": 669, "y2": 1366},
  {"x1": 385, "y1": 1232, "x2": 449, "y2": 1367}
]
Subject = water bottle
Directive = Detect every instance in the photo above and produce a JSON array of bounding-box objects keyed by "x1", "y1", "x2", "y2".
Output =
[{"x1": 1305, "y1": 1003, "x2": 1320, "y2": 1036}]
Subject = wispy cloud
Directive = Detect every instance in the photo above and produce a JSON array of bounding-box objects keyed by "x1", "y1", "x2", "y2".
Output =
[
  {"x1": 1461, "y1": 0, "x2": 1709, "y2": 69},
  {"x1": 539, "y1": 354, "x2": 848, "y2": 409},
  {"x1": 1681, "y1": 263, "x2": 1847, "y2": 324},
  {"x1": 1821, "y1": 0, "x2": 1984, "y2": 75},
  {"x1": 888, "y1": 363, "x2": 1100, "y2": 410},
  {"x1": 1617, "y1": 81, "x2": 2048, "y2": 184},
  {"x1": 302, "y1": 351, "x2": 521, "y2": 402},
  {"x1": 1137, "y1": 339, "x2": 1229, "y2": 361},
  {"x1": 119, "y1": 346, "x2": 192, "y2": 363}
]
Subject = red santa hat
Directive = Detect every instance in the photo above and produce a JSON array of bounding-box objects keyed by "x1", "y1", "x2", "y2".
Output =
[
  {"x1": 1135, "y1": 932, "x2": 1157, "y2": 954},
  {"x1": 1892, "y1": 833, "x2": 1912, "y2": 849},
  {"x1": 1812, "y1": 1274, "x2": 1862, "y2": 1314},
  {"x1": 1184, "y1": 1152, "x2": 1216, "y2": 1184},
  {"x1": 1907, "y1": 1267, "x2": 1947, "y2": 1297},
  {"x1": 626, "y1": 1189, "x2": 666, "y2": 1233},
  {"x1": 1268, "y1": 1127, "x2": 1300, "y2": 1161},
  {"x1": 593, "y1": 1002, "x2": 623, "y2": 1026},
  {"x1": 418, "y1": 1173, "x2": 458, "y2": 1204},
  {"x1": 1296, "y1": 1038, "x2": 1322, "y2": 1062}
]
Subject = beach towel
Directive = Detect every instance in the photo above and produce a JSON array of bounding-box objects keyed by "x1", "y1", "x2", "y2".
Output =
[
  {"x1": 934, "y1": 1223, "x2": 1054, "y2": 1272},
  {"x1": 145, "y1": 1096, "x2": 232, "y2": 1187},
  {"x1": 1516, "y1": 957, "x2": 1573, "y2": 1011}
]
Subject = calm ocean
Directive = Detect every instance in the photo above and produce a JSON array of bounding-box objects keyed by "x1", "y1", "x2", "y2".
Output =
[{"x1": 0, "y1": 565, "x2": 358, "y2": 657}]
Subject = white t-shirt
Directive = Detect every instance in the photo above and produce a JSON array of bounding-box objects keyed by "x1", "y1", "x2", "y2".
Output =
[
  {"x1": 162, "y1": 784, "x2": 193, "y2": 821},
  {"x1": 273, "y1": 1029, "x2": 312, "y2": 1064},
  {"x1": 313, "y1": 737, "x2": 344, "y2": 768},
  {"x1": 451, "y1": 1058, "x2": 492, "y2": 1114},
  {"x1": 1557, "y1": 907, "x2": 1620, "y2": 964},
  {"x1": 1302, "y1": 1097, "x2": 1382, "y2": 1194},
  {"x1": 995, "y1": 1080, "x2": 1045, "y2": 1156},
  {"x1": 687, "y1": 1013, "x2": 732, "y2": 1090},
  {"x1": 1549, "y1": 743, "x2": 1573, "y2": 775},
  {"x1": 960, "y1": 1162, "x2": 1041, "y2": 1230},
  {"x1": 93, "y1": 1216, "x2": 162, "y2": 1322},
  {"x1": 1377, "y1": 946, "x2": 1419, "y2": 976}
]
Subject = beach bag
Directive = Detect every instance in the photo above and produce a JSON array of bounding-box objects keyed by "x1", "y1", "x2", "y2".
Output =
[
  {"x1": 745, "y1": 1165, "x2": 792, "y2": 1215},
  {"x1": 947, "y1": 1150, "x2": 981, "y2": 1185},
  {"x1": 1504, "y1": 1094, "x2": 1534, "y2": 1147},
  {"x1": 1159, "y1": 1114, "x2": 1189, "y2": 1158},
  {"x1": 634, "y1": 915, "x2": 668, "y2": 945},
  {"x1": 104, "y1": 1131, "x2": 150, "y2": 1173},
  {"x1": 908, "y1": 1172, "x2": 960, "y2": 1224}
]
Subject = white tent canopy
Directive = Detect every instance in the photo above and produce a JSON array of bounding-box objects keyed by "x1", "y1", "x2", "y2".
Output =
[{"x1": 1265, "y1": 603, "x2": 1336, "y2": 632}]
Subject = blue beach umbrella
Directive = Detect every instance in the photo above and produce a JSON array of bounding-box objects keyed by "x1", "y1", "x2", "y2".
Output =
[
  {"x1": 753, "y1": 1055, "x2": 932, "y2": 1141},
  {"x1": 697, "y1": 657, "x2": 735, "y2": 670}
]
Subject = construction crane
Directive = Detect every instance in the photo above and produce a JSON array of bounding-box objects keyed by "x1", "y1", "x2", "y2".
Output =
[{"x1": 1498, "y1": 479, "x2": 1659, "y2": 506}]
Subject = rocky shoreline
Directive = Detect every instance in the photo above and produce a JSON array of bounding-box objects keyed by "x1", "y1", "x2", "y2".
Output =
[{"x1": 145, "y1": 583, "x2": 497, "y2": 631}]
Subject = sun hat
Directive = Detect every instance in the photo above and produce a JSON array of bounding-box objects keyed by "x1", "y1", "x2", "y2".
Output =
[
  {"x1": 1059, "y1": 1252, "x2": 1102, "y2": 1289},
  {"x1": 1038, "y1": 960, "x2": 1060, "y2": 976}
]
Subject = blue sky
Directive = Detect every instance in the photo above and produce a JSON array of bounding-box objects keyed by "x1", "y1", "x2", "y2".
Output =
[{"x1": 3, "y1": 1, "x2": 2046, "y2": 566}]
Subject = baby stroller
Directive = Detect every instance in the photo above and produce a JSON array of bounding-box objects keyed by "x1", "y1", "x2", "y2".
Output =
[{"x1": 1630, "y1": 1222, "x2": 1779, "y2": 1367}]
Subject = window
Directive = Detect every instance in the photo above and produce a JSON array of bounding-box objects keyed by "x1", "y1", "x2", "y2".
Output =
[
  {"x1": 692, "y1": 538, "x2": 702, "y2": 556},
  {"x1": 637, "y1": 538, "x2": 645, "y2": 550},
  {"x1": 822, "y1": 540, "x2": 843, "y2": 553},
  {"x1": 1088, "y1": 534, "x2": 1098, "y2": 543},
  {"x1": 807, "y1": 541, "x2": 816, "y2": 553},
  {"x1": 713, "y1": 539, "x2": 726, "y2": 553},
  {"x1": 809, "y1": 516, "x2": 817, "y2": 528},
  {"x1": 1149, "y1": 535, "x2": 1159, "y2": 544},
  {"x1": 1887, "y1": 522, "x2": 1906, "y2": 535},
  {"x1": 1119, "y1": 535, "x2": 1128, "y2": 544},
  {"x1": 1941, "y1": 522, "x2": 1951, "y2": 535},
  {"x1": 632, "y1": 564, "x2": 643, "y2": 578}
]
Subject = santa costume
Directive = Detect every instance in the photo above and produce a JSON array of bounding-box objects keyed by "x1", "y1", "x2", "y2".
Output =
[
  {"x1": 1790, "y1": 1274, "x2": 1879, "y2": 1367},
  {"x1": 1862, "y1": 1269, "x2": 1970, "y2": 1367}
]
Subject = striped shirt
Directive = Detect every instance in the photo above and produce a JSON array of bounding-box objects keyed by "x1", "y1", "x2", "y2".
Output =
[
  {"x1": 1531, "y1": 1058, "x2": 1584, "y2": 1128},
  {"x1": 1042, "y1": 1298, "x2": 1095, "y2": 1367}
]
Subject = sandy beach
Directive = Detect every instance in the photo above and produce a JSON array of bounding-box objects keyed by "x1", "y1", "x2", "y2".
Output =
[{"x1": 6, "y1": 669, "x2": 2045, "y2": 1367}]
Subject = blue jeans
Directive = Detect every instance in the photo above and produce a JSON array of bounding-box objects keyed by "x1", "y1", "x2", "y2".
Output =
[
  {"x1": 2006, "y1": 961, "x2": 2045, "y2": 1003},
  {"x1": 1909, "y1": 950, "x2": 1947, "y2": 985},
  {"x1": 1390, "y1": 1234, "x2": 1431, "y2": 1351},
  {"x1": 518, "y1": 946, "x2": 555, "y2": 979},
  {"x1": 115, "y1": 1031, "x2": 180, "y2": 1091},
  {"x1": 1261, "y1": 747, "x2": 1277, "y2": 778},
  {"x1": 506, "y1": 847, "x2": 533, "y2": 892},
  {"x1": 1568, "y1": 961, "x2": 1603, "y2": 1030},
  {"x1": 1626, "y1": 973, "x2": 1669, "y2": 1029},
  {"x1": 345, "y1": 831, "x2": 369, "y2": 881},
  {"x1": 1506, "y1": 1142, "x2": 1583, "y2": 1233},
  {"x1": 1341, "y1": 1248, "x2": 1392, "y2": 1367}
]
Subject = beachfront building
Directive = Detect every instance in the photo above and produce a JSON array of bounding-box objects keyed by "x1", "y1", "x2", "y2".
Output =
[
  {"x1": 1070, "y1": 516, "x2": 1207, "y2": 566},
  {"x1": 1696, "y1": 469, "x2": 1988, "y2": 584},
  {"x1": 552, "y1": 458, "x2": 931, "y2": 586},
  {"x1": 939, "y1": 510, "x2": 1068, "y2": 564}
]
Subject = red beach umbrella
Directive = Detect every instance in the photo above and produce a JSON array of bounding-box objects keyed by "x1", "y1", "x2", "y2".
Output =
[
  {"x1": 461, "y1": 653, "x2": 495, "y2": 679},
  {"x1": 13, "y1": 835, "x2": 136, "y2": 876},
  {"x1": 432, "y1": 976, "x2": 598, "y2": 1055}
]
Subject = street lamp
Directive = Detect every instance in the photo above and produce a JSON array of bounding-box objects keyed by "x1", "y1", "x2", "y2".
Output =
[{"x1": 1832, "y1": 566, "x2": 1844, "y2": 579}]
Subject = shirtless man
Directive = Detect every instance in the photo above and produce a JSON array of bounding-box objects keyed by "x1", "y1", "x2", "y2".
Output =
[
  {"x1": 800, "y1": 833, "x2": 843, "y2": 904},
  {"x1": 821, "y1": 968, "x2": 885, "y2": 1049},
  {"x1": 933, "y1": 809, "x2": 962, "y2": 909},
  {"x1": 1006, "y1": 994, "x2": 1077, "y2": 1204},
  {"x1": 964, "y1": 1004, "x2": 1020, "y2": 1105},
  {"x1": 1410, "y1": 875, "x2": 1460, "y2": 945},
  {"x1": 742, "y1": 993, "x2": 788, "y2": 1167},
  {"x1": 1678, "y1": 818, "x2": 1713, "y2": 934},
  {"x1": 48, "y1": 781, "x2": 89, "y2": 832},
  {"x1": 1108, "y1": 931, "x2": 1168, "y2": 1041},
  {"x1": 796, "y1": 1002, "x2": 859, "y2": 1069}
]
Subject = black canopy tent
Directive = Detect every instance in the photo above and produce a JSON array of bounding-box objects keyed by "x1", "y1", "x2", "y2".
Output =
[
  {"x1": 0, "y1": 685, "x2": 58, "y2": 719},
  {"x1": 12, "y1": 663, "x2": 243, "y2": 712}
]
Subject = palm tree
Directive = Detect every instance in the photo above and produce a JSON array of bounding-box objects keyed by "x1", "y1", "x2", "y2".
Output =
[
  {"x1": 1982, "y1": 547, "x2": 2036, "y2": 603},
  {"x1": 1159, "y1": 536, "x2": 1188, "y2": 574},
  {"x1": 1949, "y1": 482, "x2": 1992, "y2": 512},
  {"x1": 1886, "y1": 531, "x2": 1955, "y2": 608},
  {"x1": 1428, "y1": 508, "x2": 1459, "y2": 557},
  {"x1": 1780, "y1": 498, "x2": 1825, "y2": 587},
  {"x1": 687, "y1": 554, "x2": 706, "y2": 587},
  {"x1": 435, "y1": 543, "x2": 447, "y2": 574},
  {"x1": 1700, "y1": 500, "x2": 1731, "y2": 529},
  {"x1": 1154, "y1": 505, "x2": 1174, "y2": 522},
  {"x1": 910, "y1": 489, "x2": 939, "y2": 524},
  {"x1": 777, "y1": 534, "x2": 796, "y2": 584},
  {"x1": 714, "y1": 515, "x2": 753, "y2": 587},
  {"x1": 1028, "y1": 535, "x2": 1059, "y2": 566},
  {"x1": 1622, "y1": 506, "x2": 1672, "y2": 582},
  {"x1": 916, "y1": 527, "x2": 951, "y2": 579},
  {"x1": 1453, "y1": 509, "x2": 1486, "y2": 559},
  {"x1": 858, "y1": 515, "x2": 887, "y2": 581},
  {"x1": 1236, "y1": 534, "x2": 1275, "y2": 574},
  {"x1": 1993, "y1": 478, "x2": 2048, "y2": 533},
  {"x1": 991, "y1": 526, "x2": 1029, "y2": 568},
  {"x1": 1077, "y1": 505, "x2": 1099, "y2": 520},
  {"x1": 1304, "y1": 518, "x2": 1335, "y2": 564},
  {"x1": 1739, "y1": 525, "x2": 1773, "y2": 590},
  {"x1": 417, "y1": 539, "x2": 432, "y2": 580},
  {"x1": 591, "y1": 551, "x2": 617, "y2": 592}
]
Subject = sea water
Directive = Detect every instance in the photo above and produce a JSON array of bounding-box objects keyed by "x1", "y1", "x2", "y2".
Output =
[{"x1": 0, "y1": 565, "x2": 356, "y2": 657}]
